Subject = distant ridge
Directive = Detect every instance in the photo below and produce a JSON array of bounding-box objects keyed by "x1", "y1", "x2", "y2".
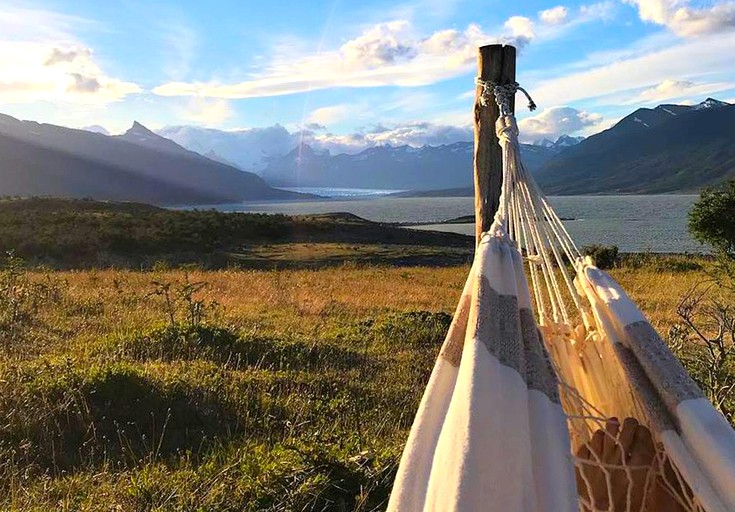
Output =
[
  {"x1": 535, "y1": 98, "x2": 735, "y2": 194},
  {"x1": 0, "y1": 114, "x2": 306, "y2": 205},
  {"x1": 259, "y1": 140, "x2": 568, "y2": 190}
]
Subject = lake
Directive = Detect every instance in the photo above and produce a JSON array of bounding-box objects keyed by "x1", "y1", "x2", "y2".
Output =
[{"x1": 187, "y1": 193, "x2": 705, "y2": 254}]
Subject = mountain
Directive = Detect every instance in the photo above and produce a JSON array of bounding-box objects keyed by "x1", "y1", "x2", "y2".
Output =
[
  {"x1": 535, "y1": 98, "x2": 735, "y2": 194},
  {"x1": 554, "y1": 135, "x2": 585, "y2": 148},
  {"x1": 81, "y1": 125, "x2": 110, "y2": 135},
  {"x1": 158, "y1": 124, "x2": 298, "y2": 172},
  {"x1": 533, "y1": 135, "x2": 585, "y2": 149},
  {"x1": 259, "y1": 140, "x2": 567, "y2": 190},
  {"x1": 204, "y1": 149, "x2": 242, "y2": 169},
  {"x1": 0, "y1": 114, "x2": 304, "y2": 205}
]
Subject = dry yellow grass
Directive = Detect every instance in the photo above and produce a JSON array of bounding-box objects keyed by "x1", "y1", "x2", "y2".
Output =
[
  {"x1": 1, "y1": 260, "x2": 721, "y2": 510},
  {"x1": 28, "y1": 262, "x2": 706, "y2": 359}
]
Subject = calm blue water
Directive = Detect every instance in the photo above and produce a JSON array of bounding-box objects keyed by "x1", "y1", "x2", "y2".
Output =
[
  {"x1": 185, "y1": 193, "x2": 705, "y2": 254},
  {"x1": 279, "y1": 187, "x2": 405, "y2": 197}
]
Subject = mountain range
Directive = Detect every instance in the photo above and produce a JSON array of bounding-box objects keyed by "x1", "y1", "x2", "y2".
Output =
[
  {"x1": 1, "y1": 97, "x2": 732, "y2": 205},
  {"x1": 256, "y1": 137, "x2": 576, "y2": 190},
  {"x1": 0, "y1": 115, "x2": 303, "y2": 205},
  {"x1": 158, "y1": 124, "x2": 298, "y2": 172},
  {"x1": 535, "y1": 98, "x2": 735, "y2": 194}
]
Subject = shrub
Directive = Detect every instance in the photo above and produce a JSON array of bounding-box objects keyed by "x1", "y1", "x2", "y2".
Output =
[
  {"x1": 689, "y1": 180, "x2": 735, "y2": 258},
  {"x1": 582, "y1": 244, "x2": 620, "y2": 269},
  {"x1": 669, "y1": 284, "x2": 735, "y2": 425}
]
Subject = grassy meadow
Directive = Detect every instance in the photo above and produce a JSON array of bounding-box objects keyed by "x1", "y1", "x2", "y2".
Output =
[
  {"x1": 0, "y1": 198, "x2": 731, "y2": 511},
  {"x1": 0, "y1": 257, "x2": 721, "y2": 511}
]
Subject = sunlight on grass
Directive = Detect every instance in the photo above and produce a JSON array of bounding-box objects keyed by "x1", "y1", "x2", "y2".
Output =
[{"x1": 0, "y1": 258, "x2": 719, "y2": 509}]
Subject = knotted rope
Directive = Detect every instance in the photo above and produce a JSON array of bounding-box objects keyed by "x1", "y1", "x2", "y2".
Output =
[{"x1": 475, "y1": 78, "x2": 537, "y2": 115}]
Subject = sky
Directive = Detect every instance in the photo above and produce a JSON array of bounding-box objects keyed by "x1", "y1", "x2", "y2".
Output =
[{"x1": 1, "y1": 0, "x2": 735, "y2": 150}]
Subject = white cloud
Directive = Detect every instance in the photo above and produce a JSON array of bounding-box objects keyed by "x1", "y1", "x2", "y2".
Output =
[
  {"x1": 308, "y1": 104, "x2": 364, "y2": 125},
  {"x1": 640, "y1": 78, "x2": 694, "y2": 98},
  {"x1": 307, "y1": 121, "x2": 472, "y2": 154},
  {"x1": 67, "y1": 73, "x2": 101, "y2": 93},
  {"x1": 624, "y1": 0, "x2": 735, "y2": 37},
  {"x1": 504, "y1": 16, "x2": 536, "y2": 43},
  {"x1": 579, "y1": 1, "x2": 617, "y2": 21},
  {"x1": 517, "y1": 106, "x2": 602, "y2": 142},
  {"x1": 0, "y1": 6, "x2": 141, "y2": 104},
  {"x1": 159, "y1": 21, "x2": 199, "y2": 81},
  {"x1": 628, "y1": 78, "x2": 735, "y2": 104},
  {"x1": 340, "y1": 21, "x2": 417, "y2": 67},
  {"x1": 159, "y1": 119, "x2": 474, "y2": 165},
  {"x1": 153, "y1": 19, "x2": 532, "y2": 100},
  {"x1": 45, "y1": 46, "x2": 91, "y2": 66},
  {"x1": 539, "y1": 6, "x2": 569, "y2": 25},
  {"x1": 530, "y1": 2, "x2": 615, "y2": 44},
  {"x1": 527, "y1": 30, "x2": 735, "y2": 106},
  {"x1": 180, "y1": 98, "x2": 233, "y2": 126}
]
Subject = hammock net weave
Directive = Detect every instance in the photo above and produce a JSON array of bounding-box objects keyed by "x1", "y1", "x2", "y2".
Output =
[{"x1": 386, "y1": 83, "x2": 735, "y2": 512}]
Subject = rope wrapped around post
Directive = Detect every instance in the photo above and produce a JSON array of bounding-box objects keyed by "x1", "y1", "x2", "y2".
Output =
[{"x1": 475, "y1": 78, "x2": 537, "y2": 115}]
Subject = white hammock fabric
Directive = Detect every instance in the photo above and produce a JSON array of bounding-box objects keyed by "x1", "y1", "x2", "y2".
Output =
[{"x1": 387, "y1": 83, "x2": 735, "y2": 512}]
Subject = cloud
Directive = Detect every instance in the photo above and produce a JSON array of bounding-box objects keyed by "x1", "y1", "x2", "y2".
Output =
[
  {"x1": 624, "y1": 0, "x2": 735, "y2": 37},
  {"x1": 303, "y1": 120, "x2": 472, "y2": 154},
  {"x1": 504, "y1": 16, "x2": 535, "y2": 44},
  {"x1": 640, "y1": 78, "x2": 694, "y2": 98},
  {"x1": 0, "y1": 6, "x2": 141, "y2": 104},
  {"x1": 340, "y1": 21, "x2": 417, "y2": 67},
  {"x1": 67, "y1": 73, "x2": 101, "y2": 93},
  {"x1": 45, "y1": 47, "x2": 91, "y2": 66},
  {"x1": 304, "y1": 122, "x2": 326, "y2": 131},
  {"x1": 517, "y1": 106, "x2": 602, "y2": 142},
  {"x1": 539, "y1": 6, "x2": 569, "y2": 25},
  {"x1": 180, "y1": 98, "x2": 233, "y2": 126},
  {"x1": 308, "y1": 104, "x2": 364, "y2": 125},
  {"x1": 158, "y1": 20, "x2": 199, "y2": 80},
  {"x1": 158, "y1": 124, "x2": 300, "y2": 170},
  {"x1": 626, "y1": 78, "x2": 735, "y2": 104},
  {"x1": 153, "y1": 19, "x2": 532, "y2": 100},
  {"x1": 579, "y1": 1, "x2": 617, "y2": 21},
  {"x1": 527, "y1": 30, "x2": 735, "y2": 107},
  {"x1": 160, "y1": 119, "x2": 474, "y2": 166},
  {"x1": 524, "y1": 3, "x2": 616, "y2": 45}
]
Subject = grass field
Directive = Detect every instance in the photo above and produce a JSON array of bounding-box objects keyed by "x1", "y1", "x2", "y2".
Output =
[{"x1": 0, "y1": 253, "x2": 723, "y2": 511}]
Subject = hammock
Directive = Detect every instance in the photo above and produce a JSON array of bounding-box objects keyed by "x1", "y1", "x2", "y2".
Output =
[{"x1": 387, "y1": 83, "x2": 735, "y2": 512}]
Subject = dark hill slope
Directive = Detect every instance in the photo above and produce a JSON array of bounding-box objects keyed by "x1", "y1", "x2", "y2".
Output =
[
  {"x1": 0, "y1": 114, "x2": 303, "y2": 205},
  {"x1": 535, "y1": 99, "x2": 735, "y2": 194}
]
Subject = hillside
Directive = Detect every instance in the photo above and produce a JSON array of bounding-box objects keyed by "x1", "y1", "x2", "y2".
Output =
[
  {"x1": 0, "y1": 197, "x2": 472, "y2": 268},
  {"x1": 0, "y1": 114, "x2": 304, "y2": 205},
  {"x1": 535, "y1": 99, "x2": 735, "y2": 194}
]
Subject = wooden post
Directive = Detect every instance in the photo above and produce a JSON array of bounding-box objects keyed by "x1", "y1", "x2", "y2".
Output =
[{"x1": 473, "y1": 44, "x2": 516, "y2": 243}]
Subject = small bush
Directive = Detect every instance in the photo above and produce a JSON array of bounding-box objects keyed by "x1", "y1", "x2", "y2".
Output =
[
  {"x1": 583, "y1": 244, "x2": 620, "y2": 269},
  {"x1": 689, "y1": 179, "x2": 735, "y2": 258}
]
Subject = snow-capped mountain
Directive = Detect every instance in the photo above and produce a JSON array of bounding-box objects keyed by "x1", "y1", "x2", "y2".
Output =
[
  {"x1": 533, "y1": 135, "x2": 585, "y2": 149},
  {"x1": 157, "y1": 124, "x2": 299, "y2": 172},
  {"x1": 259, "y1": 141, "x2": 561, "y2": 190},
  {"x1": 535, "y1": 98, "x2": 735, "y2": 194}
]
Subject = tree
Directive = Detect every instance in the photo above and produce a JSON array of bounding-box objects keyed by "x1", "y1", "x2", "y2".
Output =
[{"x1": 689, "y1": 180, "x2": 735, "y2": 258}]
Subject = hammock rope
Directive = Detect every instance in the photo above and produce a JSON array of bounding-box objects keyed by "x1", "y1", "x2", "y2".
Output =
[{"x1": 387, "y1": 80, "x2": 735, "y2": 512}]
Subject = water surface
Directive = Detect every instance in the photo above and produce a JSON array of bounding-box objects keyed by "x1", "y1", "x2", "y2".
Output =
[{"x1": 187, "y1": 194, "x2": 704, "y2": 254}]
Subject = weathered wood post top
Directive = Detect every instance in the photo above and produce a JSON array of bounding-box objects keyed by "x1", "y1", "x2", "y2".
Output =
[{"x1": 473, "y1": 44, "x2": 516, "y2": 243}]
